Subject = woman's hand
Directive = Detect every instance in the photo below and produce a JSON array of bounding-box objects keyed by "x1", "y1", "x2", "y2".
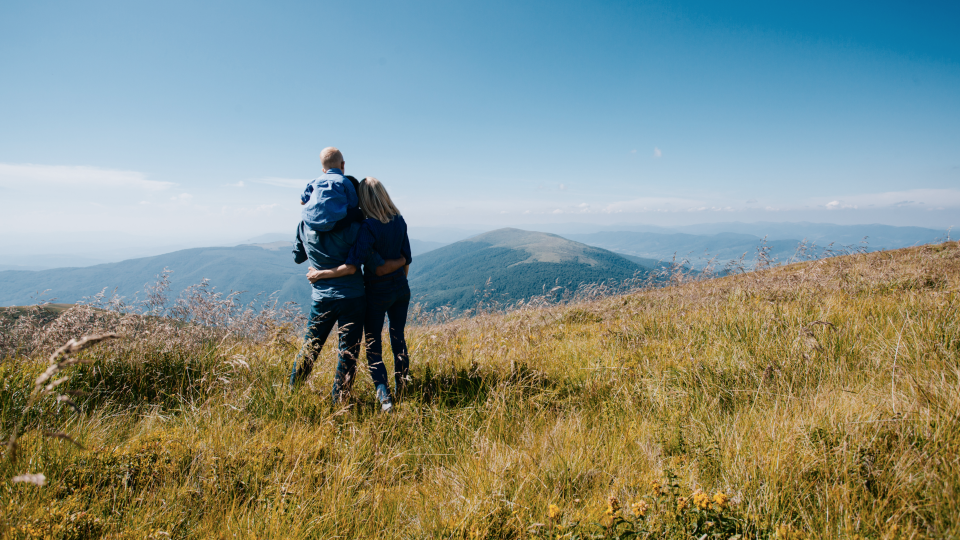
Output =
[{"x1": 376, "y1": 258, "x2": 407, "y2": 276}]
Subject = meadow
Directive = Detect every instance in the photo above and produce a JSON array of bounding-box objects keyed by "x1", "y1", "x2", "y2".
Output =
[{"x1": 1, "y1": 242, "x2": 958, "y2": 539}]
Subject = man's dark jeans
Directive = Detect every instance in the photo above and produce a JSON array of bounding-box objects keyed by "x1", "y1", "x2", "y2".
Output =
[
  {"x1": 290, "y1": 296, "x2": 365, "y2": 401},
  {"x1": 364, "y1": 281, "x2": 411, "y2": 398}
]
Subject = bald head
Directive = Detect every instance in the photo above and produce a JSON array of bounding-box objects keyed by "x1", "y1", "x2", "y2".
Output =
[{"x1": 320, "y1": 147, "x2": 345, "y2": 171}]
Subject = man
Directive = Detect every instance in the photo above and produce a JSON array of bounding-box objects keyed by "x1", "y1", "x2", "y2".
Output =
[
  {"x1": 291, "y1": 214, "x2": 367, "y2": 403},
  {"x1": 290, "y1": 148, "x2": 404, "y2": 410}
]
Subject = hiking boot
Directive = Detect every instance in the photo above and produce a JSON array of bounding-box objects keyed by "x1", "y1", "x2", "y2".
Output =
[{"x1": 376, "y1": 384, "x2": 394, "y2": 413}]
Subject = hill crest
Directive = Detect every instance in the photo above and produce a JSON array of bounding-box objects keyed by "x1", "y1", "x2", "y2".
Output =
[{"x1": 463, "y1": 228, "x2": 607, "y2": 267}]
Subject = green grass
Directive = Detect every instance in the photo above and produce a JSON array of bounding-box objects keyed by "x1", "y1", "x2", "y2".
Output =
[{"x1": 1, "y1": 242, "x2": 959, "y2": 539}]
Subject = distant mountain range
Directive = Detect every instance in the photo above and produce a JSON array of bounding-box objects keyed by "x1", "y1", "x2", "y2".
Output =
[
  {"x1": 2, "y1": 221, "x2": 946, "y2": 270},
  {"x1": 562, "y1": 231, "x2": 804, "y2": 267},
  {"x1": 667, "y1": 222, "x2": 948, "y2": 246},
  {"x1": 524, "y1": 221, "x2": 948, "y2": 247},
  {"x1": 558, "y1": 224, "x2": 948, "y2": 268},
  {"x1": 404, "y1": 222, "x2": 950, "y2": 269},
  {"x1": 0, "y1": 232, "x2": 447, "y2": 271},
  {"x1": 0, "y1": 222, "x2": 949, "y2": 311},
  {"x1": 0, "y1": 243, "x2": 311, "y2": 309},
  {"x1": 0, "y1": 229, "x2": 646, "y2": 312}
]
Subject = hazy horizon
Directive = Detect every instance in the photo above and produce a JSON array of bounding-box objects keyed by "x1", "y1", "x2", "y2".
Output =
[{"x1": 1, "y1": 219, "x2": 952, "y2": 271}]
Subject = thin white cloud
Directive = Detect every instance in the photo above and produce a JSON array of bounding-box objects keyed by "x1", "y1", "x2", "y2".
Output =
[
  {"x1": 224, "y1": 181, "x2": 245, "y2": 188},
  {"x1": 825, "y1": 200, "x2": 856, "y2": 210},
  {"x1": 820, "y1": 189, "x2": 960, "y2": 210},
  {"x1": 234, "y1": 203, "x2": 279, "y2": 217},
  {"x1": 653, "y1": 147, "x2": 662, "y2": 158},
  {"x1": 535, "y1": 183, "x2": 570, "y2": 192},
  {"x1": 255, "y1": 177, "x2": 308, "y2": 188},
  {"x1": 0, "y1": 163, "x2": 174, "y2": 191},
  {"x1": 602, "y1": 196, "x2": 705, "y2": 213}
]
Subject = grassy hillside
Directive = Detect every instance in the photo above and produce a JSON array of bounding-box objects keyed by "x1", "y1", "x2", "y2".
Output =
[
  {"x1": 408, "y1": 228, "x2": 645, "y2": 311},
  {"x1": 1, "y1": 242, "x2": 959, "y2": 538}
]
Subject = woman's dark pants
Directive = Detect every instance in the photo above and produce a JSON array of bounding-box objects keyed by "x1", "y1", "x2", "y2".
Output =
[
  {"x1": 290, "y1": 296, "x2": 366, "y2": 402},
  {"x1": 364, "y1": 281, "x2": 411, "y2": 398}
]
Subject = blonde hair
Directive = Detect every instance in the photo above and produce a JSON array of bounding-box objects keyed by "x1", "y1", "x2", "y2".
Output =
[
  {"x1": 319, "y1": 147, "x2": 344, "y2": 170},
  {"x1": 359, "y1": 177, "x2": 401, "y2": 224}
]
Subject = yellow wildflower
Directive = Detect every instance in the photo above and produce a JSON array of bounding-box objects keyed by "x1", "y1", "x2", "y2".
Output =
[
  {"x1": 650, "y1": 481, "x2": 662, "y2": 496},
  {"x1": 712, "y1": 491, "x2": 729, "y2": 509},
  {"x1": 676, "y1": 496, "x2": 689, "y2": 512},
  {"x1": 606, "y1": 495, "x2": 620, "y2": 515},
  {"x1": 548, "y1": 503, "x2": 561, "y2": 520},
  {"x1": 692, "y1": 490, "x2": 710, "y2": 510},
  {"x1": 631, "y1": 500, "x2": 649, "y2": 517}
]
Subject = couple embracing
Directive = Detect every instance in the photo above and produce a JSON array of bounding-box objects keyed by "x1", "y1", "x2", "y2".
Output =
[{"x1": 290, "y1": 147, "x2": 412, "y2": 413}]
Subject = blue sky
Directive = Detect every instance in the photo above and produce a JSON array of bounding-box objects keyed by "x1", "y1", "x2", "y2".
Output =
[{"x1": 1, "y1": 0, "x2": 958, "y2": 251}]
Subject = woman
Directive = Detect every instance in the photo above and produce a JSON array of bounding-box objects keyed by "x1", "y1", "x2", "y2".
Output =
[{"x1": 307, "y1": 177, "x2": 412, "y2": 412}]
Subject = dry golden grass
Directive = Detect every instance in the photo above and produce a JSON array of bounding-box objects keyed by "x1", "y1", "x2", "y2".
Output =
[{"x1": 1, "y1": 242, "x2": 959, "y2": 539}]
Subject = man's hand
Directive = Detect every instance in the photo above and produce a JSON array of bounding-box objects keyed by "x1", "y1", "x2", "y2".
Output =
[
  {"x1": 307, "y1": 264, "x2": 358, "y2": 282},
  {"x1": 306, "y1": 267, "x2": 323, "y2": 283}
]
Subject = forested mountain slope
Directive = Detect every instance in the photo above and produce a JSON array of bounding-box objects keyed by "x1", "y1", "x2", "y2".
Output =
[{"x1": 407, "y1": 228, "x2": 645, "y2": 310}]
